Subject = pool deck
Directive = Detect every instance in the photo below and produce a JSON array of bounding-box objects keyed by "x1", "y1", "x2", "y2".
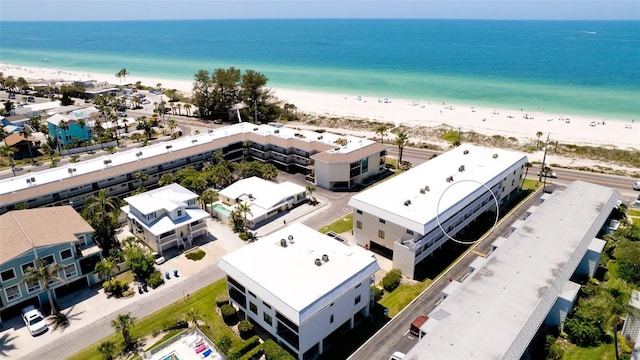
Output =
[{"x1": 146, "y1": 328, "x2": 225, "y2": 360}]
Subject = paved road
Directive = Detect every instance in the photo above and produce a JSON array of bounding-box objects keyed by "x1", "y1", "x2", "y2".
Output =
[{"x1": 348, "y1": 189, "x2": 546, "y2": 360}]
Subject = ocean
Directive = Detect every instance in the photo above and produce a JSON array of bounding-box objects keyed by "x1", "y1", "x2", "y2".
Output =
[{"x1": 0, "y1": 19, "x2": 638, "y2": 120}]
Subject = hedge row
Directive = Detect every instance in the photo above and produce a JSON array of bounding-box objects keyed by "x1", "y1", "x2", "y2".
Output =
[
  {"x1": 262, "y1": 339, "x2": 296, "y2": 360},
  {"x1": 227, "y1": 335, "x2": 260, "y2": 360}
]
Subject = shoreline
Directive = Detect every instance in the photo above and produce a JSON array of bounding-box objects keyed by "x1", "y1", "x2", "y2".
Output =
[{"x1": 2, "y1": 63, "x2": 639, "y2": 150}]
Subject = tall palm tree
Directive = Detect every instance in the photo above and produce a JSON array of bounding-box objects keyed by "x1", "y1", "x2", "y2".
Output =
[
  {"x1": 77, "y1": 118, "x2": 90, "y2": 153},
  {"x1": 97, "y1": 340, "x2": 116, "y2": 360},
  {"x1": 22, "y1": 258, "x2": 66, "y2": 315},
  {"x1": 133, "y1": 170, "x2": 148, "y2": 187},
  {"x1": 199, "y1": 189, "x2": 219, "y2": 214},
  {"x1": 237, "y1": 201, "x2": 252, "y2": 230},
  {"x1": 522, "y1": 162, "x2": 532, "y2": 186},
  {"x1": 19, "y1": 126, "x2": 35, "y2": 164},
  {"x1": 261, "y1": 163, "x2": 278, "y2": 181},
  {"x1": 111, "y1": 313, "x2": 136, "y2": 349},
  {"x1": 395, "y1": 132, "x2": 408, "y2": 168},
  {"x1": 535, "y1": 131, "x2": 543, "y2": 149},
  {"x1": 58, "y1": 120, "x2": 69, "y2": 154},
  {"x1": 375, "y1": 125, "x2": 388, "y2": 144},
  {"x1": 83, "y1": 189, "x2": 121, "y2": 254},
  {"x1": 185, "y1": 308, "x2": 201, "y2": 329},
  {"x1": 94, "y1": 258, "x2": 120, "y2": 292},
  {"x1": 0, "y1": 144, "x2": 18, "y2": 176},
  {"x1": 40, "y1": 141, "x2": 55, "y2": 163},
  {"x1": 183, "y1": 103, "x2": 192, "y2": 117},
  {"x1": 167, "y1": 119, "x2": 178, "y2": 136},
  {"x1": 158, "y1": 173, "x2": 175, "y2": 187},
  {"x1": 115, "y1": 68, "x2": 130, "y2": 84},
  {"x1": 176, "y1": 103, "x2": 182, "y2": 116}
]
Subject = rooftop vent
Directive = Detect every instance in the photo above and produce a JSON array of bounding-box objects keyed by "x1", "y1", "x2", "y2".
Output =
[
  {"x1": 26, "y1": 177, "x2": 36, "y2": 184},
  {"x1": 253, "y1": 127, "x2": 258, "y2": 131},
  {"x1": 274, "y1": 129, "x2": 280, "y2": 134},
  {"x1": 446, "y1": 176, "x2": 454, "y2": 182},
  {"x1": 192, "y1": 139, "x2": 198, "y2": 144},
  {"x1": 318, "y1": 135, "x2": 323, "y2": 140},
  {"x1": 68, "y1": 168, "x2": 77, "y2": 174},
  {"x1": 280, "y1": 238, "x2": 288, "y2": 248},
  {"x1": 458, "y1": 165, "x2": 465, "y2": 172},
  {"x1": 493, "y1": 153, "x2": 498, "y2": 159},
  {"x1": 288, "y1": 235, "x2": 294, "y2": 244},
  {"x1": 314, "y1": 258, "x2": 322, "y2": 266},
  {"x1": 136, "y1": 151, "x2": 143, "y2": 157},
  {"x1": 166, "y1": 145, "x2": 173, "y2": 151},
  {"x1": 463, "y1": 149, "x2": 469, "y2": 155},
  {"x1": 404, "y1": 199, "x2": 412, "y2": 206},
  {"x1": 425, "y1": 186, "x2": 430, "y2": 192},
  {"x1": 322, "y1": 254, "x2": 329, "y2": 262},
  {"x1": 103, "y1": 159, "x2": 112, "y2": 165},
  {"x1": 419, "y1": 188, "x2": 426, "y2": 194}
]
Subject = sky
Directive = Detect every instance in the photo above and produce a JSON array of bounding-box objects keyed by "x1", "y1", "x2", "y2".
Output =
[{"x1": 1, "y1": 0, "x2": 638, "y2": 21}]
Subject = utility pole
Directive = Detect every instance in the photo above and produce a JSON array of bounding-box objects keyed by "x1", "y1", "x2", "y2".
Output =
[
  {"x1": 539, "y1": 133, "x2": 550, "y2": 192},
  {"x1": 253, "y1": 97, "x2": 258, "y2": 124}
]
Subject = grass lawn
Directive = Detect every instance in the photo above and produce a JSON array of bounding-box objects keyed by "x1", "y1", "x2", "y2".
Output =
[
  {"x1": 114, "y1": 270, "x2": 135, "y2": 284},
  {"x1": 318, "y1": 213, "x2": 353, "y2": 234},
  {"x1": 563, "y1": 342, "x2": 616, "y2": 360},
  {"x1": 627, "y1": 209, "x2": 640, "y2": 217},
  {"x1": 633, "y1": 217, "x2": 640, "y2": 226},
  {"x1": 67, "y1": 278, "x2": 241, "y2": 360},
  {"x1": 521, "y1": 178, "x2": 542, "y2": 191},
  {"x1": 378, "y1": 280, "x2": 432, "y2": 317}
]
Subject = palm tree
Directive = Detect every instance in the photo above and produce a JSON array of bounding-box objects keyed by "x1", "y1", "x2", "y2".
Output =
[
  {"x1": 23, "y1": 258, "x2": 66, "y2": 315},
  {"x1": 158, "y1": 173, "x2": 175, "y2": 187},
  {"x1": 111, "y1": 313, "x2": 136, "y2": 349},
  {"x1": 83, "y1": 189, "x2": 121, "y2": 254},
  {"x1": 133, "y1": 170, "x2": 148, "y2": 187},
  {"x1": 242, "y1": 140, "x2": 251, "y2": 161},
  {"x1": 115, "y1": 68, "x2": 129, "y2": 84},
  {"x1": 77, "y1": 118, "x2": 90, "y2": 153},
  {"x1": 261, "y1": 163, "x2": 278, "y2": 181},
  {"x1": 176, "y1": 103, "x2": 182, "y2": 116},
  {"x1": 535, "y1": 131, "x2": 543, "y2": 149},
  {"x1": 97, "y1": 340, "x2": 116, "y2": 360},
  {"x1": 305, "y1": 185, "x2": 316, "y2": 205},
  {"x1": 0, "y1": 127, "x2": 8, "y2": 145},
  {"x1": 183, "y1": 103, "x2": 192, "y2": 117},
  {"x1": 199, "y1": 189, "x2": 219, "y2": 214},
  {"x1": 40, "y1": 141, "x2": 55, "y2": 163},
  {"x1": 185, "y1": 308, "x2": 201, "y2": 329},
  {"x1": 58, "y1": 120, "x2": 69, "y2": 154},
  {"x1": 237, "y1": 201, "x2": 252, "y2": 230},
  {"x1": 167, "y1": 119, "x2": 178, "y2": 136},
  {"x1": 395, "y1": 132, "x2": 408, "y2": 168},
  {"x1": 94, "y1": 259, "x2": 120, "y2": 292},
  {"x1": 522, "y1": 162, "x2": 532, "y2": 186},
  {"x1": 0, "y1": 144, "x2": 18, "y2": 176},
  {"x1": 19, "y1": 126, "x2": 35, "y2": 164},
  {"x1": 375, "y1": 125, "x2": 388, "y2": 144}
]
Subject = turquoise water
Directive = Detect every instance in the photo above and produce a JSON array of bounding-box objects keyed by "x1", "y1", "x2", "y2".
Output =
[
  {"x1": 1, "y1": 19, "x2": 638, "y2": 120},
  {"x1": 212, "y1": 204, "x2": 231, "y2": 217}
]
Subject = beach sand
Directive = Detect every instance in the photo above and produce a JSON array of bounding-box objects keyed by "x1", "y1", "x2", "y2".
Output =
[{"x1": 2, "y1": 63, "x2": 638, "y2": 151}]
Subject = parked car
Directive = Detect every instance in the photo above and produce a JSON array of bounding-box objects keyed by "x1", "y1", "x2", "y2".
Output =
[
  {"x1": 390, "y1": 352, "x2": 405, "y2": 360},
  {"x1": 116, "y1": 111, "x2": 127, "y2": 117},
  {"x1": 634, "y1": 181, "x2": 640, "y2": 191},
  {"x1": 22, "y1": 305, "x2": 48, "y2": 336},
  {"x1": 537, "y1": 170, "x2": 557, "y2": 178},
  {"x1": 409, "y1": 315, "x2": 428, "y2": 337},
  {"x1": 27, "y1": 96, "x2": 35, "y2": 102},
  {"x1": 153, "y1": 252, "x2": 166, "y2": 265}
]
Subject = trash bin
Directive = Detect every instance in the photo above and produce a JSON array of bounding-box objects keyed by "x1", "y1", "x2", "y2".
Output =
[
  {"x1": 173, "y1": 269, "x2": 179, "y2": 277},
  {"x1": 165, "y1": 272, "x2": 170, "y2": 280}
]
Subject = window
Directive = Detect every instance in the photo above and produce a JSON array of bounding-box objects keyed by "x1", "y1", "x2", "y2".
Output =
[
  {"x1": 21, "y1": 262, "x2": 35, "y2": 275},
  {"x1": 355, "y1": 283, "x2": 362, "y2": 289},
  {"x1": 355, "y1": 295, "x2": 361, "y2": 305},
  {"x1": 42, "y1": 255, "x2": 55, "y2": 265},
  {"x1": 177, "y1": 210, "x2": 183, "y2": 217},
  {"x1": 60, "y1": 249, "x2": 73, "y2": 260},
  {"x1": 262, "y1": 301, "x2": 271, "y2": 309},
  {"x1": 26, "y1": 279, "x2": 41, "y2": 293},
  {"x1": 378, "y1": 230, "x2": 385, "y2": 239},
  {"x1": 1, "y1": 268, "x2": 16, "y2": 282},
  {"x1": 264, "y1": 312, "x2": 273, "y2": 325},
  {"x1": 64, "y1": 264, "x2": 77, "y2": 278},
  {"x1": 407, "y1": 229, "x2": 414, "y2": 235},
  {"x1": 5, "y1": 284, "x2": 21, "y2": 301},
  {"x1": 356, "y1": 209, "x2": 362, "y2": 215},
  {"x1": 356, "y1": 220, "x2": 362, "y2": 229},
  {"x1": 330, "y1": 314, "x2": 334, "y2": 324},
  {"x1": 379, "y1": 218, "x2": 386, "y2": 224},
  {"x1": 248, "y1": 290, "x2": 256, "y2": 298},
  {"x1": 249, "y1": 302, "x2": 257, "y2": 314}
]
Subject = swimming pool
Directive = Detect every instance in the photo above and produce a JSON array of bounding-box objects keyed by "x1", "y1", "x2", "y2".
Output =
[
  {"x1": 212, "y1": 204, "x2": 231, "y2": 217},
  {"x1": 162, "y1": 352, "x2": 180, "y2": 360}
]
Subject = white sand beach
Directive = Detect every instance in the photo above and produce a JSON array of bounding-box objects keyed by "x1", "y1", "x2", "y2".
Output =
[{"x1": 2, "y1": 63, "x2": 639, "y2": 150}]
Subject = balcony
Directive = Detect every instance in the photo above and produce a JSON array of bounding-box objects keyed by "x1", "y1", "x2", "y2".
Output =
[
  {"x1": 157, "y1": 234, "x2": 178, "y2": 245},
  {"x1": 190, "y1": 222, "x2": 207, "y2": 232}
]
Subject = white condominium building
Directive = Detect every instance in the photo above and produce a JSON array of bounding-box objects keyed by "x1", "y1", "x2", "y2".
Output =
[
  {"x1": 219, "y1": 223, "x2": 380, "y2": 360},
  {"x1": 348, "y1": 144, "x2": 528, "y2": 278}
]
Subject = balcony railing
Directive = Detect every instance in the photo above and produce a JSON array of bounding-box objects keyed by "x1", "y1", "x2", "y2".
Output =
[
  {"x1": 157, "y1": 234, "x2": 177, "y2": 244},
  {"x1": 190, "y1": 222, "x2": 207, "y2": 232}
]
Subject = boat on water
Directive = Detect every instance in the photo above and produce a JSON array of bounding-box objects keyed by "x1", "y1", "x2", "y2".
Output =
[{"x1": 42, "y1": 58, "x2": 50, "y2": 62}]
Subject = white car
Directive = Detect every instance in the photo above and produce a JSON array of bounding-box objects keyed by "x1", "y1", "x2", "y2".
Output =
[
  {"x1": 538, "y1": 170, "x2": 557, "y2": 178},
  {"x1": 153, "y1": 252, "x2": 166, "y2": 265},
  {"x1": 634, "y1": 181, "x2": 640, "y2": 191},
  {"x1": 22, "y1": 305, "x2": 48, "y2": 336},
  {"x1": 390, "y1": 352, "x2": 405, "y2": 360}
]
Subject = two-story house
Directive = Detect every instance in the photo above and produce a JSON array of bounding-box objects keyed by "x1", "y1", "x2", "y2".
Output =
[
  {"x1": 120, "y1": 183, "x2": 211, "y2": 255},
  {"x1": 0, "y1": 206, "x2": 101, "y2": 322}
]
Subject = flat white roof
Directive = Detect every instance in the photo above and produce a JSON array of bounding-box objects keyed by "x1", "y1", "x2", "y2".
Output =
[
  {"x1": 0, "y1": 122, "x2": 375, "y2": 197},
  {"x1": 405, "y1": 181, "x2": 619, "y2": 359},
  {"x1": 124, "y1": 183, "x2": 197, "y2": 214},
  {"x1": 348, "y1": 145, "x2": 527, "y2": 233},
  {"x1": 24, "y1": 101, "x2": 62, "y2": 112},
  {"x1": 219, "y1": 223, "x2": 379, "y2": 324},
  {"x1": 218, "y1": 176, "x2": 305, "y2": 220}
]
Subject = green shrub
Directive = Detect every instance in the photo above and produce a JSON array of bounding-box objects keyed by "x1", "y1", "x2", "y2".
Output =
[
  {"x1": 239, "y1": 344, "x2": 263, "y2": 360},
  {"x1": 239, "y1": 232, "x2": 249, "y2": 241},
  {"x1": 216, "y1": 334, "x2": 233, "y2": 354},
  {"x1": 216, "y1": 294, "x2": 229, "y2": 307},
  {"x1": 163, "y1": 319, "x2": 188, "y2": 331},
  {"x1": 547, "y1": 341, "x2": 564, "y2": 360},
  {"x1": 382, "y1": 269, "x2": 402, "y2": 292},
  {"x1": 220, "y1": 304, "x2": 237, "y2": 324},
  {"x1": 185, "y1": 249, "x2": 206, "y2": 261},
  {"x1": 262, "y1": 339, "x2": 296, "y2": 360},
  {"x1": 103, "y1": 279, "x2": 129, "y2": 297},
  {"x1": 227, "y1": 335, "x2": 260, "y2": 360},
  {"x1": 147, "y1": 271, "x2": 165, "y2": 289},
  {"x1": 371, "y1": 285, "x2": 383, "y2": 301},
  {"x1": 238, "y1": 319, "x2": 254, "y2": 339}
]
